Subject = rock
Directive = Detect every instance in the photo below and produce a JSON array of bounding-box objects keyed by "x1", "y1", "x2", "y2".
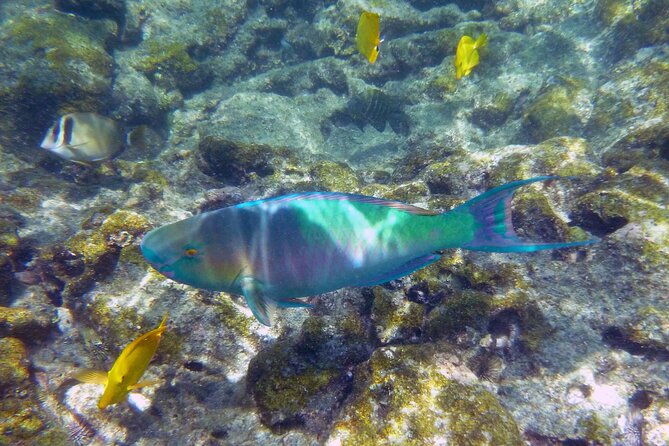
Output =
[
  {"x1": 54, "y1": 0, "x2": 126, "y2": 24},
  {"x1": 0, "y1": 10, "x2": 117, "y2": 155},
  {"x1": 309, "y1": 161, "x2": 360, "y2": 193},
  {"x1": 371, "y1": 287, "x2": 424, "y2": 344},
  {"x1": 197, "y1": 137, "x2": 280, "y2": 185},
  {"x1": 522, "y1": 81, "x2": 589, "y2": 143},
  {"x1": 327, "y1": 344, "x2": 524, "y2": 445},
  {"x1": 0, "y1": 307, "x2": 52, "y2": 340},
  {"x1": 132, "y1": 39, "x2": 212, "y2": 94}
]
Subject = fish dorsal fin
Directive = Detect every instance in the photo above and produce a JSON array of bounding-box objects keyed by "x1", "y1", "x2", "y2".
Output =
[
  {"x1": 355, "y1": 253, "x2": 441, "y2": 287},
  {"x1": 240, "y1": 277, "x2": 274, "y2": 326},
  {"x1": 73, "y1": 369, "x2": 108, "y2": 386},
  {"x1": 241, "y1": 192, "x2": 440, "y2": 216}
]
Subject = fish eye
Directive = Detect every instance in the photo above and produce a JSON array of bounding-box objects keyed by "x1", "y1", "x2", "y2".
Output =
[{"x1": 184, "y1": 248, "x2": 198, "y2": 257}]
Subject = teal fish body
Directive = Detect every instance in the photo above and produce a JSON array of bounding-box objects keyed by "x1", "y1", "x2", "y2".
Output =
[{"x1": 141, "y1": 177, "x2": 597, "y2": 325}]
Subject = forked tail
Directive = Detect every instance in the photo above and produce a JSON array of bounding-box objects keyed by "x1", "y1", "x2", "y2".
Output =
[{"x1": 455, "y1": 176, "x2": 599, "y2": 253}]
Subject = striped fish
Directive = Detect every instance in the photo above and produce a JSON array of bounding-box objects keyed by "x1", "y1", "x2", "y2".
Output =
[{"x1": 40, "y1": 113, "x2": 123, "y2": 164}]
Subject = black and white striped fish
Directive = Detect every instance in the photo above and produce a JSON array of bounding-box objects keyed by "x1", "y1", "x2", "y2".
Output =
[{"x1": 40, "y1": 112, "x2": 124, "y2": 164}]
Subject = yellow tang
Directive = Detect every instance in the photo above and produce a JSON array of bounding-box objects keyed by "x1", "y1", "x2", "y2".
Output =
[
  {"x1": 73, "y1": 314, "x2": 167, "y2": 409},
  {"x1": 356, "y1": 11, "x2": 380, "y2": 64},
  {"x1": 455, "y1": 33, "x2": 487, "y2": 79}
]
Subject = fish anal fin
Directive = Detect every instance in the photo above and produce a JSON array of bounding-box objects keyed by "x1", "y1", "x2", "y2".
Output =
[
  {"x1": 73, "y1": 369, "x2": 108, "y2": 386},
  {"x1": 240, "y1": 277, "x2": 274, "y2": 326},
  {"x1": 356, "y1": 254, "x2": 441, "y2": 287}
]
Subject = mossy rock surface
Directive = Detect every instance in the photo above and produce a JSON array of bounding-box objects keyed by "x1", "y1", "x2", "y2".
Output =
[
  {"x1": 247, "y1": 340, "x2": 352, "y2": 433},
  {"x1": 0, "y1": 307, "x2": 52, "y2": 340},
  {"x1": 329, "y1": 344, "x2": 524, "y2": 445},
  {"x1": 310, "y1": 160, "x2": 360, "y2": 193},
  {"x1": 522, "y1": 84, "x2": 585, "y2": 143},
  {"x1": 133, "y1": 39, "x2": 211, "y2": 92},
  {"x1": 197, "y1": 136, "x2": 280, "y2": 185},
  {"x1": 426, "y1": 290, "x2": 492, "y2": 340},
  {"x1": 371, "y1": 287, "x2": 424, "y2": 344},
  {"x1": 0, "y1": 337, "x2": 29, "y2": 388}
]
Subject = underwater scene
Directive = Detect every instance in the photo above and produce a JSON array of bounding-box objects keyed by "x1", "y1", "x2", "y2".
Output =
[{"x1": 1, "y1": 0, "x2": 668, "y2": 445}]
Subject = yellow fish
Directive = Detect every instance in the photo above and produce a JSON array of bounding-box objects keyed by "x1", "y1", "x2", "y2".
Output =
[
  {"x1": 455, "y1": 33, "x2": 487, "y2": 79},
  {"x1": 356, "y1": 11, "x2": 380, "y2": 64},
  {"x1": 73, "y1": 314, "x2": 167, "y2": 409}
]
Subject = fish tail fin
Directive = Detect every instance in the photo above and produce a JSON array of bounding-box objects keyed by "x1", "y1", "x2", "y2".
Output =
[
  {"x1": 454, "y1": 176, "x2": 599, "y2": 253},
  {"x1": 475, "y1": 33, "x2": 487, "y2": 49}
]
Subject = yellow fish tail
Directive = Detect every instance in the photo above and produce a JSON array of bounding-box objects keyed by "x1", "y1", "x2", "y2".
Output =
[{"x1": 474, "y1": 33, "x2": 487, "y2": 49}]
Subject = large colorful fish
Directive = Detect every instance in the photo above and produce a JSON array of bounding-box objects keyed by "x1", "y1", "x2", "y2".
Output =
[{"x1": 141, "y1": 177, "x2": 597, "y2": 326}]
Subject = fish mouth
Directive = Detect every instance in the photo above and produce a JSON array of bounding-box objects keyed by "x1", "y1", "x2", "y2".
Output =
[{"x1": 140, "y1": 229, "x2": 178, "y2": 279}]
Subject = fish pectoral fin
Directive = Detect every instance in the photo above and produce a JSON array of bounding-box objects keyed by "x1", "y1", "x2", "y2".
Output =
[
  {"x1": 240, "y1": 277, "x2": 274, "y2": 327},
  {"x1": 355, "y1": 253, "x2": 442, "y2": 287},
  {"x1": 129, "y1": 379, "x2": 161, "y2": 390},
  {"x1": 73, "y1": 369, "x2": 108, "y2": 386}
]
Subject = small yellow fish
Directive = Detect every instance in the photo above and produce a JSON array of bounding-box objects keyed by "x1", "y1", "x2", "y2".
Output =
[
  {"x1": 73, "y1": 314, "x2": 167, "y2": 409},
  {"x1": 356, "y1": 11, "x2": 381, "y2": 64},
  {"x1": 454, "y1": 33, "x2": 487, "y2": 79}
]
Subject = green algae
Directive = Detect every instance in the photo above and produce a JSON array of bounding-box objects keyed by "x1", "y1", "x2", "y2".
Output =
[
  {"x1": 578, "y1": 413, "x2": 613, "y2": 445},
  {"x1": 0, "y1": 337, "x2": 29, "y2": 388},
  {"x1": 310, "y1": 160, "x2": 360, "y2": 193},
  {"x1": 0, "y1": 307, "x2": 52, "y2": 339},
  {"x1": 135, "y1": 40, "x2": 198, "y2": 76},
  {"x1": 215, "y1": 294, "x2": 253, "y2": 339},
  {"x1": 248, "y1": 339, "x2": 344, "y2": 430},
  {"x1": 371, "y1": 287, "x2": 424, "y2": 344},
  {"x1": 426, "y1": 290, "x2": 491, "y2": 340},
  {"x1": 6, "y1": 13, "x2": 115, "y2": 79},
  {"x1": 471, "y1": 92, "x2": 515, "y2": 129},
  {"x1": 438, "y1": 380, "x2": 525, "y2": 445},
  {"x1": 523, "y1": 84, "x2": 584, "y2": 142},
  {"x1": 331, "y1": 344, "x2": 523, "y2": 445},
  {"x1": 254, "y1": 363, "x2": 338, "y2": 413},
  {"x1": 0, "y1": 219, "x2": 19, "y2": 252},
  {"x1": 489, "y1": 137, "x2": 598, "y2": 186}
]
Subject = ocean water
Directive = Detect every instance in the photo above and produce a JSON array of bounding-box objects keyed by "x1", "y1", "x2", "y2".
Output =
[{"x1": 0, "y1": 0, "x2": 668, "y2": 445}]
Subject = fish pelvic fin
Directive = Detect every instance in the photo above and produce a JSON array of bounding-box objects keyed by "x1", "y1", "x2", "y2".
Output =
[
  {"x1": 455, "y1": 176, "x2": 599, "y2": 252},
  {"x1": 73, "y1": 369, "x2": 108, "y2": 386},
  {"x1": 240, "y1": 277, "x2": 274, "y2": 326}
]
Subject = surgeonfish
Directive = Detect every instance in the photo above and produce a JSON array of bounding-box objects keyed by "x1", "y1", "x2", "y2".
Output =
[
  {"x1": 73, "y1": 314, "x2": 167, "y2": 409},
  {"x1": 455, "y1": 33, "x2": 488, "y2": 79},
  {"x1": 356, "y1": 11, "x2": 381, "y2": 64},
  {"x1": 141, "y1": 177, "x2": 598, "y2": 326},
  {"x1": 40, "y1": 112, "x2": 124, "y2": 164}
]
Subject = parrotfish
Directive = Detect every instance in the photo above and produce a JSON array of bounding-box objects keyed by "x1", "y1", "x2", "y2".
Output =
[
  {"x1": 141, "y1": 177, "x2": 597, "y2": 326},
  {"x1": 73, "y1": 314, "x2": 167, "y2": 409},
  {"x1": 455, "y1": 33, "x2": 487, "y2": 79},
  {"x1": 356, "y1": 11, "x2": 381, "y2": 64},
  {"x1": 40, "y1": 112, "x2": 124, "y2": 164}
]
